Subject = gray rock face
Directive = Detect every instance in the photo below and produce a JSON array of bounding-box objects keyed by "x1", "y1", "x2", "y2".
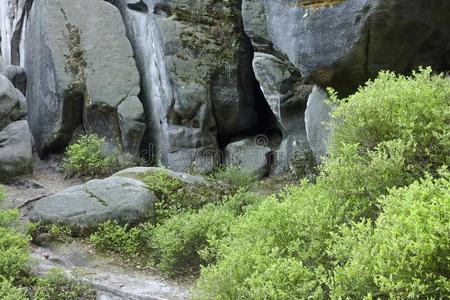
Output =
[
  {"x1": 0, "y1": 74, "x2": 26, "y2": 130},
  {"x1": 305, "y1": 86, "x2": 333, "y2": 163},
  {"x1": 110, "y1": 0, "x2": 260, "y2": 172},
  {"x1": 252, "y1": 52, "x2": 316, "y2": 175},
  {"x1": 1, "y1": 65, "x2": 27, "y2": 95},
  {"x1": 0, "y1": 0, "x2": 32, "y2": 66},
  {"x1": 225, "y1": 138, "x2": 271, "y2": 176},
  {"x1": 30, "y1": 176, "x2": 155, "y2": 232},
  {"x1": 0, "y1": 120, "x2": 33, "y2": 181},
  {"x1": 248, "y1": 0, "x2": 450, "y2": 95},
  {"x1": 242, "y1": 0, "x2": 270, "y2": 51},
  {"x1": 25, "y1": 0, "x2": 143, "y2": 157},
  {"x1": 118, "y1": 96, "x2": 146, "y2": 158}
]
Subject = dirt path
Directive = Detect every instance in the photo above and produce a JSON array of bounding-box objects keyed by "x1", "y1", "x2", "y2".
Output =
[
  {"x1": 31, "y1": 242, "x2": 192, "y2": 300},
  {"x1": 2, "y1": 154, "x2": 83, "y2": 217}
]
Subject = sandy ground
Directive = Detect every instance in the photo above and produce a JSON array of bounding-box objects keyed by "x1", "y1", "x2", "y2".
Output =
[{"x1": 2, "y1": 154, "x2": 83, "y2": 219}]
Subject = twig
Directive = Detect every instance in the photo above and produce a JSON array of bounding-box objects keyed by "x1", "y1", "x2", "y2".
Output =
[{"x1": 16, "y1": 194, "x2": 51, "y2": 208}]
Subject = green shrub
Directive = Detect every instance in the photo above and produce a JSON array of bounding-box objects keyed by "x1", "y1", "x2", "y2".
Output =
[
  {"x1": 0, "y1": 277, "x2": 27, "y2": 300},
  {"x1": 210, "y1": 166, "x2": 258, "y2": 188},
  {"x1": 144, "y1": 170, "x2": 227, "y2": 223},
  {"x1": 63, "y1": 134, "x2": 118, "y2": 178},
  {"x1": 34, "y1": 268, "x2": 96, "y2": 300},
  {"x1": 89, "y1": 220, "x2": 144, "y2": 256},
  {"x1": 328, "y1": 173, "x2": 450, "y2": 299},
  {"x1": 0, "y1": 190, "x2": 30, "y2": 282},
  {"x1": 152, "y1": 204, "x2": 236, "y2": 276},
  {"x1": 329, "y1": 67, "x2": 450, "y2": 176}
]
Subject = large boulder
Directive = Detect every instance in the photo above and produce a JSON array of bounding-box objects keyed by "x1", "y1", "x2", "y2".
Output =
[
  {"x1": 245, "y1": 0, "x2": 450, "y2": 95},
  {"x1": 30, "y1": 176, "x2": 156, "y2": 232},
  {"x1": 0, "y1": 120, "x2": 33, "y2": 182},
  {"x1": 25, "y1": 0, "x2": 144, "y2": 157},
  {"x1": 225, "y1": 137, "x2": 271, "y2": 176},
  {"x1": 110, "y1": 0, "x2": 262, "y2": 172},
  {"x1": 0, "y1": 74, "x2": 26, "y2": 130}
]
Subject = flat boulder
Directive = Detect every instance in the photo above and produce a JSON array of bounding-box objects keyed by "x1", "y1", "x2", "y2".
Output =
[{"x1": 30, "y1": 177, "x2": 156, "y2": 233}]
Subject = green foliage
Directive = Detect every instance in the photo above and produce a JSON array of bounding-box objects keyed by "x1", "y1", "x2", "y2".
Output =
[
  {"x1": 209, "y1": 166, "x2": 258, "y2": 188},
  {"x1": 144, "y1": 170, "x2": 227, "y2": 223},
  {"x1": 196, "y1": 69, "x2": 450, "y2": 298},
  {"x1": 0, "y1": 277, "x2": 27, "y2": 300},
  {"x1": 329, "y1": 67, "x2": 450, "y2": 177},
  {"x1": 34, "y1": 268, "x2": 96, "y2": 300},
  {"x1": 89, "y1": 220, "x2": 143, "y2": 256},
  {"x1": 328, "y1": 173, "x2": 450, "y2": 299},
  {"x1": 0, "y1": 189, "x2": 30, "y2": 282},
  {"x1": 151, "y1": 204, "x2": 236, "y2": 275},
  {"x1": 63, "y1": 134, "x2": 118, "y2": 178},
  {"x1": 89, "y1": 189, "x2": 263, "y2": 276}
]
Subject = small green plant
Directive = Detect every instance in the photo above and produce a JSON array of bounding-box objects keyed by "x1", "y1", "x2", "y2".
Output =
[
  {"x1": 144, "y1": 170, "x2": 227, "y2": 223},
  {"x1": 63, "y1": 134, "x2": 118, "y2": 178},
  {"x1": 89, "y1": 220, "x2": 143, "y2": 256},
  {"x1": 34, "y1": 268, "x2": 96, "y2": 300},
  {"x1": 209, "y1": 166, "x2": 258, "y2": 188}
]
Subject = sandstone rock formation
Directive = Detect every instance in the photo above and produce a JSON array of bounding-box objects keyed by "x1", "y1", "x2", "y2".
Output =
[
  {"x1": 110, "y1": 0, "x2": 268, "y2": 172},
  {"x1": 25, "y1": 0, "x2": 144, "y2": 158},
  {"x1": 245, "y1": 0, "x2": 450, "y2": 95}
]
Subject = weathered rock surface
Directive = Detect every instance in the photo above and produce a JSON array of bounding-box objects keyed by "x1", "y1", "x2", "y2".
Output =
[
  {"x1": 25, "y1": 0, "x2": 143, "y2": 157},
  {"x1": 1, "y1": 65, "x2": 27, "y2": 95},
  {"x1": 245, "y1": 0, "x2": 450, "y2": 95},
  {"x1": 252, "y1": 52, "x2": 315, "y2": 175},
  {"x1": 30, "y1": 176, "x2": 155, "y2": 232},
  {"x1": 305, "y1": 86, "x2": 334, "y2": 163},
  {"x1": 111, "y1": 0, "x2": 262, "y2": 172},
  {"x1": 0, "y1": 0, "x2": 32, "y2": 66},
  {"x1": 0, "y1": 73, "x2": 26, "y2": 130},
  {"x1": 0, "y1": 120, "x2": 33, "y2": 181},
  {"x1": 225, "y1": 138, "x2": 271, "y2": 176}
]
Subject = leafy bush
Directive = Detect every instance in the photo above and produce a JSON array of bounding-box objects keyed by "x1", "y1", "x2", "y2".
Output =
[
  {"x1": 89, "y1": 220, "x2": 144, "y2": 256},
  {"x1": 329, "y1": 67, "x2": 450, "y2": 176},
  {"x1": 63, "y1": 134, "x2": 118, "y2": 178},
  {"x1": 196, "y1": 69, "x2": 450, "y2": 298},
  {"x1": 34, "y1": 268, "x2": 96, "y2": 300},
  {"x1": 209, "y1": 166, "x2": 258, "y2": 188},
  {"x1": 151, "y1": 204, "x2": 236, "y2": 275},
  {"x1": 0, "y1": 277, "x2": 27, "y2": 300},
  {"x1": 0, "y1": 190, "x2": 30, "y2": 282},
  {"x1": 144, "y1": 170, "x2": 228, "y2": 223},
  {"x1": 328, "y1": 173, "x2": 450, "y2": 299},
  {"x1": 89, "y1": 189, "x2": 263, "y2": 276}
]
